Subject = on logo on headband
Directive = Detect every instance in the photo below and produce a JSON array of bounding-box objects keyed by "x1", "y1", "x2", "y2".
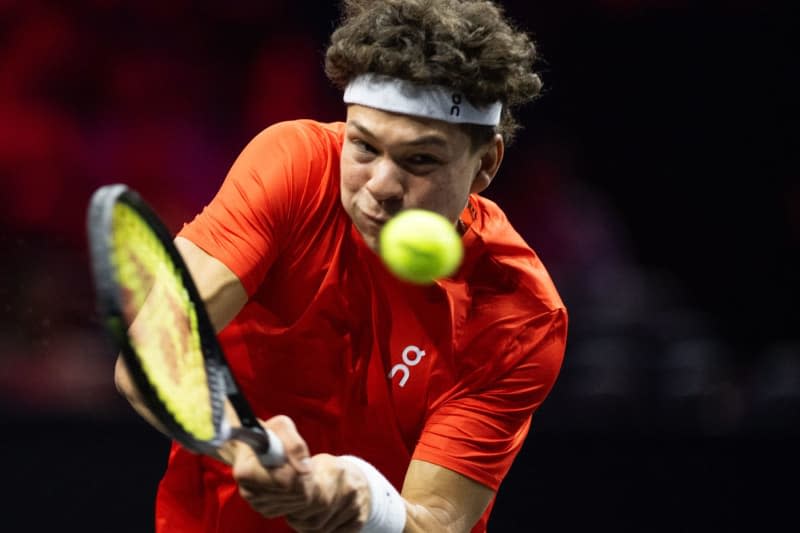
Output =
[{"x1": 451, "y1": 93, "x2": 462, "y2": 117}]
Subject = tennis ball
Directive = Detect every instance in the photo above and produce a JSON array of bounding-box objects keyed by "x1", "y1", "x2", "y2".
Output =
[{"x1": 379, "y1": 209, "x2": 463, "y2": 284}]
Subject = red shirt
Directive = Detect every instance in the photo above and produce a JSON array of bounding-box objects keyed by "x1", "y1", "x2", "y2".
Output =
[{"x1": 157, "y1": 120, "x2": 567, "y2": 532}]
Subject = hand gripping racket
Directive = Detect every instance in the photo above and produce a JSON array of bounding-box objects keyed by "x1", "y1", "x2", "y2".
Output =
[{"x1": 87, "y1": 183, "x2": 285, "y2": 466}]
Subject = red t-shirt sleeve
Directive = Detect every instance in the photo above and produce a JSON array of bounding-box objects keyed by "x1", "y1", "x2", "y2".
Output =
[
  {"x1": 178, "y1": 120, "x2": 337, "y2": 296},
  {"x1": 413, "y1": 307, "x2": 567, "y2": 490}
]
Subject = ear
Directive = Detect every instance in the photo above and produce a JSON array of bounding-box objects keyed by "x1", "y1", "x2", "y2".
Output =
[{"x1": 470, "y1": 134, "x2": 504, "y2": 194}]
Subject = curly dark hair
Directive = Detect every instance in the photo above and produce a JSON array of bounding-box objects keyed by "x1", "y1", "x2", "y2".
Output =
[{"x1": 325, "y1": 0, "x2": 543, "y2": 146}]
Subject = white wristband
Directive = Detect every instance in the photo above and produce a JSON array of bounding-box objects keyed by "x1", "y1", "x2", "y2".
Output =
[{"x1": 340, "y1": 455, "x2": 407, "y2": 533}]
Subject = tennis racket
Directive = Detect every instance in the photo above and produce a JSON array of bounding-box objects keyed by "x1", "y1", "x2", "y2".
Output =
[{"x1": 87, "y1": 183, "x2": 285, "y2": 466}]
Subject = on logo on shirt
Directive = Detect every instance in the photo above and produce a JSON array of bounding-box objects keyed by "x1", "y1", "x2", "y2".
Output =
[{"x1": 388, "y1": 345, "x2": 426, "y2": 388}]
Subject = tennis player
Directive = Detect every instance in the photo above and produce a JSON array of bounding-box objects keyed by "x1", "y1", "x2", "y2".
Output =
[{"x1": 115, "y1": 1, "x2": 567, "y2": 531}]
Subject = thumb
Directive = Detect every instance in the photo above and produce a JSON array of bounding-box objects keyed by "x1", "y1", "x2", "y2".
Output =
[{"x1": 262, "y1": 415, "x2": 311, "y2": 475}]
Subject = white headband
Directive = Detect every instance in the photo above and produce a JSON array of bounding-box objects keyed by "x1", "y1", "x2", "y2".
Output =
[{"x1": 343, "y1": 74, "x2": 502, "y2": 126}]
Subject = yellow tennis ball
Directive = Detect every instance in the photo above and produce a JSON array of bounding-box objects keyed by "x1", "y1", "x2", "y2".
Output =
[{"x1": 379, "y1": 209, "x2": 464, "y2": 284}]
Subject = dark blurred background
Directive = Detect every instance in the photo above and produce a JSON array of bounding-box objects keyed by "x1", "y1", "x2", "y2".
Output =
[{"x1": 0, "y1": 1, "x2": 797, "y2": 531}]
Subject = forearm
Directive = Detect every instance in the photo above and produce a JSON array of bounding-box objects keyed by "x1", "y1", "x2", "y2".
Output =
[
  {"x1": 335, "y1": 457, "x2": 487, "y2": 533},
  {"x1": 400, "y1": 459, "x2": 493, "y2": 533},
  {"x1": 114, "y1": 355, "x2": 170, "y2": 436},
  {"x1": 174, "y1": 237, "x2": 247, "y2": 332},
  {"x1": 402, "y1": 500, "x2": 466, "y2": 533},
  {"x1": 114, "y1": 355, "x2": 238, "y2": 463}
]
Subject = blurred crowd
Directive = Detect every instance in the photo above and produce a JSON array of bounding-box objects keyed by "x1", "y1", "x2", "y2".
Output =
[
  {"x1": 0, "y1": 0, "x2": 336, "y2": 414},
  {"x1": 0, "y1": 0, "x2": 796, "y2": 434}
]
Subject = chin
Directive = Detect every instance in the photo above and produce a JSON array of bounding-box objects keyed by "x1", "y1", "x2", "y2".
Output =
[
  {"x1": 363, "y1": 232, "x2": 381, "y2": 253},
  {"x1": 352, "y1": 221, "x2": 380, "y2": 253},
  {"x1": 362, "y1": 233, "x2": 380, "y2": 253}
]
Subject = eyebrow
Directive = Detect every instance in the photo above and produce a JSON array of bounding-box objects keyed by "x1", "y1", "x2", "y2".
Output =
[{"x1": 349, "y1": 120, "x2": 449, "y2": 148}]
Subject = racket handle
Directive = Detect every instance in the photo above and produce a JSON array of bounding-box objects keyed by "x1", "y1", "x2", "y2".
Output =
[{"x1": 229, "y1": 427, "x2": 286, "y2": 467}]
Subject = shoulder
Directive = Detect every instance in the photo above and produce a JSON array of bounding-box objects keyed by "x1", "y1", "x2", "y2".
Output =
[
  {"x1": 465, "y1": 194, "x2": 565, "y2": 315},
  {"x1": 243, "y1": 120, "x2": 346, "y2": 166},
  {"x1": 450, "y1": 195, "x2": 567, "y2": 380},
  {"x1": 255, "y1": 119, "x2": 345, "y2": 144},
  {"x1": 228, "y1": 120, "x2": 346, "y2": 200}
]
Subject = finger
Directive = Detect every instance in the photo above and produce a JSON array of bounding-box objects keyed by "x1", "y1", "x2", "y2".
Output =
[
  {"x1": 286, "y1": 479, "x2": 359, "y2": 532},
  {"x1": 245, "y1": 495, "x2": 311, "y2": 519},
  {"x1": 330, "y1": 513, "x2": 367, "y2": 533},
  {"x1": 238, "y1": 479, "x2": 312, "y2": 519},
  {"x1": 233, "y1": 442, "x2": 301, "y2": 492},
  {"x1": 288, "y1": 501, "x2": 361, "y2": 533},
  {"x1": 323, "y1": 492, "x2": 363, "y2": 533},
  {"x1": 240, "y1": 480, "x2": 312, "y2": 502},
  {"x1": 237, "y1": 482, "x2": 296, "y2": 501},
  {"x1": 262, "y1": 415, "x2": 311, "y2": 475},
  {"x1": 231, "y1": 441, "x2": 269, "y2": 486},
  {"x1": 237, "y1": 469, "x2": 307, "y2": 496},
  {"x1": 215, "y1": 437, "x2": 240, "y2": 465}
]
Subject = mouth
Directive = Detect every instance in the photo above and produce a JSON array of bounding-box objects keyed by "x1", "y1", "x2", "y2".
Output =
[{"x1": 362, "y1": 211, "x2": 389, "y2": 227}]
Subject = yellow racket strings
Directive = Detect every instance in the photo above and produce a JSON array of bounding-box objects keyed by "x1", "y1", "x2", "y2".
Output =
[{"x1": 110, "y1": 203, "x2": 214, "y2": 441}]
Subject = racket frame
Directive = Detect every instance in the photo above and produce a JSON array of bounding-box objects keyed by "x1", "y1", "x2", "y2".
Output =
[{"x1": 88, "y1": 184, "x2": 275, "y2": 460}]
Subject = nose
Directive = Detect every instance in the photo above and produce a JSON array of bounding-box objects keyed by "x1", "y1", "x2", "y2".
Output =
[{"x1": 365, "y1": 158, "x2": 404, "y2": 207}]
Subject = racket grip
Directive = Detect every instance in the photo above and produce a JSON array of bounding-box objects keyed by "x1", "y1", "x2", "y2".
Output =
[
  {"x1": 258, "y1": 428, "x2": 286, "y2": 467},
  {"x1": 230, "y1": 427, "x2": 286, "y2": 467}
]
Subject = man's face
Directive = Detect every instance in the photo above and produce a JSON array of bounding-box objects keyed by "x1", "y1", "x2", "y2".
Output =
[{"x1": 341, "y1": 104, "x2": 495, "y2": 252}]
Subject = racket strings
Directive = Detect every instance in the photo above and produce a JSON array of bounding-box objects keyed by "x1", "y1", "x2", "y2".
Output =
[{"x1": 111, "y1": 203, "x2": 215, "y2": 441}]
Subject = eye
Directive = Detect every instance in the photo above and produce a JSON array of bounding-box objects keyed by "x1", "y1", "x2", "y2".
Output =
[
  {"x1": 352, "y1": 139, "x2": 378, "y2": 154},
  {"x1": 406, "y1": 154, "x2": 441, "y2": 166}
]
